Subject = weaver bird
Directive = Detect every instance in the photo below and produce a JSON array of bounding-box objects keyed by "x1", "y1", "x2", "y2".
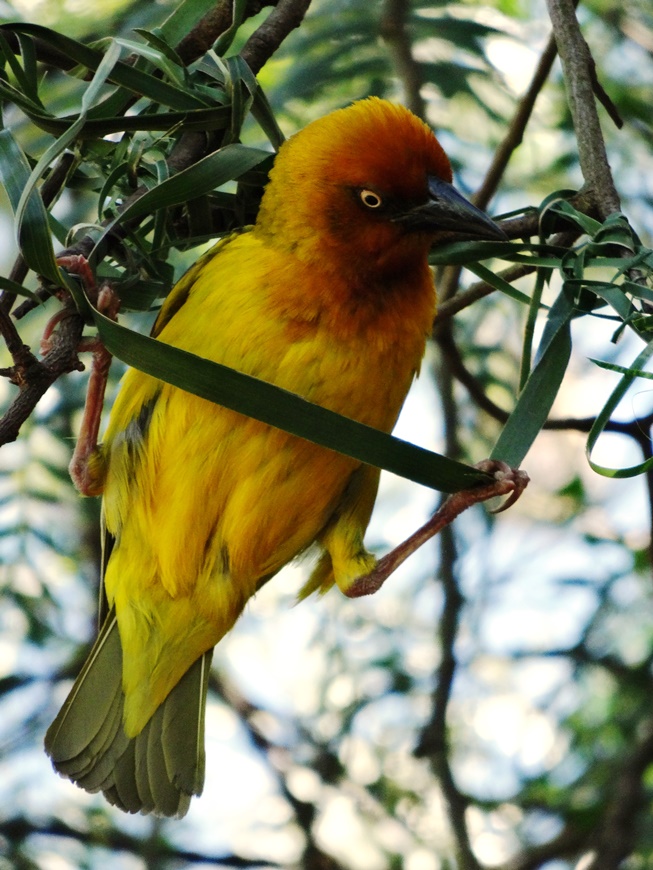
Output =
[{"x1": 45, "y1": 97, "x2": 506, "y2": 817}]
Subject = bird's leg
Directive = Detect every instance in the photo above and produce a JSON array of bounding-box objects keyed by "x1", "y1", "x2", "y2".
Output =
[
  {"x1": 343, "y1": 460, "x2": 529, "y2": 598},
  {"x1": 45, "y1": 255, "x2": 120, "y2": 496}
]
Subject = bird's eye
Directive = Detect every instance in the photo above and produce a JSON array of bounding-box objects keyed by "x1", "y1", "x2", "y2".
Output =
[{"x1": 359, "y1": 189, "x2": 383, "y2": 209}]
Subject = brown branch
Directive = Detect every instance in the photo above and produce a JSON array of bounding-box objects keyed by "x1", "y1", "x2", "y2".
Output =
[
  {"x1": 0, "y1": 815, "x2": 267, "y2": 867},
  {"x1": 0, "y1": 303, "x2": 28, "y2": 362},
  {"x1": 436, "y1": 30, "x2": 560, "y2": 304},
  {"x1": 475, "y1": 32, "x2": 559, "y2": 210},
  {"x1": 213, "y1": 672, "x2": 349, "y2": 870},
  {"x1": 175, "y1": 0, "x2": 273, "y2": 66},
  {"x1": 587, "y1": 56, "x2": 623, "y2": 129},
  {"x1": 0, "y1": 305, "x2": 85, "y2": 445},
  {"x1": 414, "y1": 519, "x2": 480, "y2": 870},
  {"x1": 492, "y1": 824, "x2": 589, "y2": 870},
  {"x1": 412, "y1": 360, "x2": 481, "y2": 870},
  {"x1": 241, "y1": 0, "x2": 313, "y2": 74},
  {"x1": 436, "y1": 260, "x2": 535, "y2": 324},
  {"x1": 379, "y1": 0, "x2": 426, "y2": 119},
  {"x1": 546, "y1": 0, "x2": 621, "y2": 218},
  {"x1": 584, "y1": 725, "x2": 653, "y2": 869}
]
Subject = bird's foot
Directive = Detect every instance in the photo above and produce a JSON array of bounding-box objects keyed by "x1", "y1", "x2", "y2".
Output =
[
  {"x1": 46, "y1": 256, "x2": 120, "y2": 495},
  {"x1": 343, "y1": 460, "x2": 529, "y2": 599}
]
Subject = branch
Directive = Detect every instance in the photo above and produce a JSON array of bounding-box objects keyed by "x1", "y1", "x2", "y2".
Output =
[
  {"x1": 546, "y1": 0, "x2": 621, "y2": 218},
  {"x1": 241, "y1": 0, "x2": 313, "y2": 74},
  {"x1": 213, "y1": 672, "x2": 349, "y2": 870},
  {"x1": 379, "y1": 0, "x2": 426, "y2": 119},
  {"x1": 175, "y1": 0, "x2": 273, "y2": 65},
  {"x1": 0, "y1": 305, "x2": 84, "y2": 445},
  {"x1": 436, "y1": 28, "x2": 561, "y2": 304},
  {"x1": 415, "y1": 523, "x2": 480, "y2": 869},
  {"x1": 584, "y1": 725, "x2": 653, "y2": 869},
  {"x1": 474, "y1": 32, "x2": 559, "y2": 210},
  {"x1": 413, "y1": 361, "x2": 481, "y2": 870},
  {"x1": 0, "y1": 815, "x2": 271, "y2": 867},
  {"x1": 492, "y1": 824, "x2": 588, "y2": 870}
]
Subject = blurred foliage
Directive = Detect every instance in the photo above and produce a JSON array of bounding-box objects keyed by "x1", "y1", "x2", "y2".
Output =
[{"x1": 0, "y1": 0, "x2": 652, "y2": 869}]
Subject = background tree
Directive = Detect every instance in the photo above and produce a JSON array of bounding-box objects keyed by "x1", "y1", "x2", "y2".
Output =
[{"x1": 0, "y1": 0, "x2": 652, "y2": 868}]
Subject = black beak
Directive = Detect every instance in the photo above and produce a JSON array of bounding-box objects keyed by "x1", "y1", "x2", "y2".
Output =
[{"x1": 395, "y1": 176, "x2": 508, "y2": 241}]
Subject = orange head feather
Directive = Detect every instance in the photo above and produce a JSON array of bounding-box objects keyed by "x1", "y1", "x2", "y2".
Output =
[{"x1": 255, "y1": 97, "x2": 504, "y2": 277}]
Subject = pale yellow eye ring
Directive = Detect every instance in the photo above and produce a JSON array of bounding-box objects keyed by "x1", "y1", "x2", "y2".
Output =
[{"x1": 359, "y1": 189, "x2": 383, "y2": 209}]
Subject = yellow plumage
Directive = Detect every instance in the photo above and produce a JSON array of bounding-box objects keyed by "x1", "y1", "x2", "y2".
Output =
[
  {"x1": 45, "y1": 97, "x2": 504, "y2": 816},
  {"x1": 103, "y1": 222, "x2": 433, "y2": 736}
]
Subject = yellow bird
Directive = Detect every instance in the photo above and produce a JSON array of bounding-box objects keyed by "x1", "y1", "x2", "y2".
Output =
[{"x1": 45, "y1": 97, "x2": 505, "y2": 816}]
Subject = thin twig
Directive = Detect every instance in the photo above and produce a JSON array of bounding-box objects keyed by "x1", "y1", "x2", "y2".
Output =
[
  {"x1": 475, "y1": 32, "x2": 559, "y2": 210},
  {"x1": 241, "y1": 0, "x2": 313, "y2": 74},
  {"x1": 379, "y1": 0, "x2": 426, "y2": 118},
  {"x1": 412, "y1": 358, "x2": 481, "y2": 870},
  {"x1": 491, "y1": 825, "x2": 589, "y2": 870},
  {"x1": 584, "y1": 725, "x2": 653, "y2": 869},
  {"x1": 546, "y1": 0, "x2": 621, "y2": 217},
  {"x1": 436, "y1": 260, "x2": 536, "y2": 324},
  {"x1": 437, "y1": 29, "x2": 559, "y2": 305},
  {"x1": 0, "y1": 305, "x2": 84, "y2": 445},
  {"x1": 175, "y1": 0, "x2": 272, "y2": 66},
  {"x1": 0, "y1": 815, "x2": 268, "y2": 867}
]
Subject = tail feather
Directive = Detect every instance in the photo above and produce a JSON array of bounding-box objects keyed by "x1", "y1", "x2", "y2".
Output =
[
  {"x1": 133, "y1": 726, "x2": 156, "y2": 813},
  {"x1": 45, "y1": 610, "x2": 211, "y2": 818},
  {"x1": 162, "y1": 648, "x2": 211, "y2": 795},
  {"x1": 45, "y1": 613, "x2": 124, "y2": 763},
  {"x1": 105, "y1": 741, "x2": 144, "y2": 815},
  {"x1": 73, "y1": 690, "x2": 127, "y2": 790},
  {"x1": 45, "y1": 615, "x2": 129, "y2": 789},
  {"x1": 144, "y1": 706, "x2": 192, "y2": 818}
]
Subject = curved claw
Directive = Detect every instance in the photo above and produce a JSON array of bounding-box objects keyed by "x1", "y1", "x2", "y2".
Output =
[
  {"x1": 490, "y1": 478, "x2": 528, "y2": 514},
  {"x1": 343, "y1": 459, "x2": 529, "y2": 598},
  {"x1": 475, "y1": 461, "x2": 530, "y2": 514}
]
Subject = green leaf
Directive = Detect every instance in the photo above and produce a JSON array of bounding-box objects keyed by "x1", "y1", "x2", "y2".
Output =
[
  {"x1": 0, "y1": 129, "x2": 59, "y2": 283},
  {"x1": 15, "y1": 40, "x2": 123, "y2": 236},
  {"x1": 89, "y1": 144, "x2": 271, "y2": 262},
  {"x1": 491, "y1": 288, "x2": 575, "y2": 466},
  {"x1": 546, "y1": 199, "x2": 603, "y2": 236},
  {"x1": 156, "y1": 0, "x2": 218, "y2": 45},
  {"x1": 586, "y1": 341, "x2": 653, "y2": 478},
  {"x1": 519, "y1": 266, "x2": 549, "y2": 390},
  {"x1": 466, "y1": 261, "x2": 536, "y2": 307},
  {"x1": 230, "y1": 56, "x2": 285, "y2": 149},
  {"x1": 90, "y1": 310, "x2": 490, "y2": 495},
  {"x1": 214, "y1": 0, "x2": 248, "y2": 56},
  {"x1": 112, "y1": 36, "x2": 187, "y2": 86},
  {"x1": 590, "y1": 359, "x2": 653, "y2": 380},
  {"x1": 0, "y1": 23, "x2": 210, "y2": 110},
  {"x1": 0, "y1": 275, "x2": 39, "y2": 300},
  {"x1": 429, "y1": 239, "x2": 514, "y2": 266}
]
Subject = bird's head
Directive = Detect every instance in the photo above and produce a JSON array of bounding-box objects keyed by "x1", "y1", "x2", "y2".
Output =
[{"x1": 256, "y1": 97, "x2": 506, "y2": 276}]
